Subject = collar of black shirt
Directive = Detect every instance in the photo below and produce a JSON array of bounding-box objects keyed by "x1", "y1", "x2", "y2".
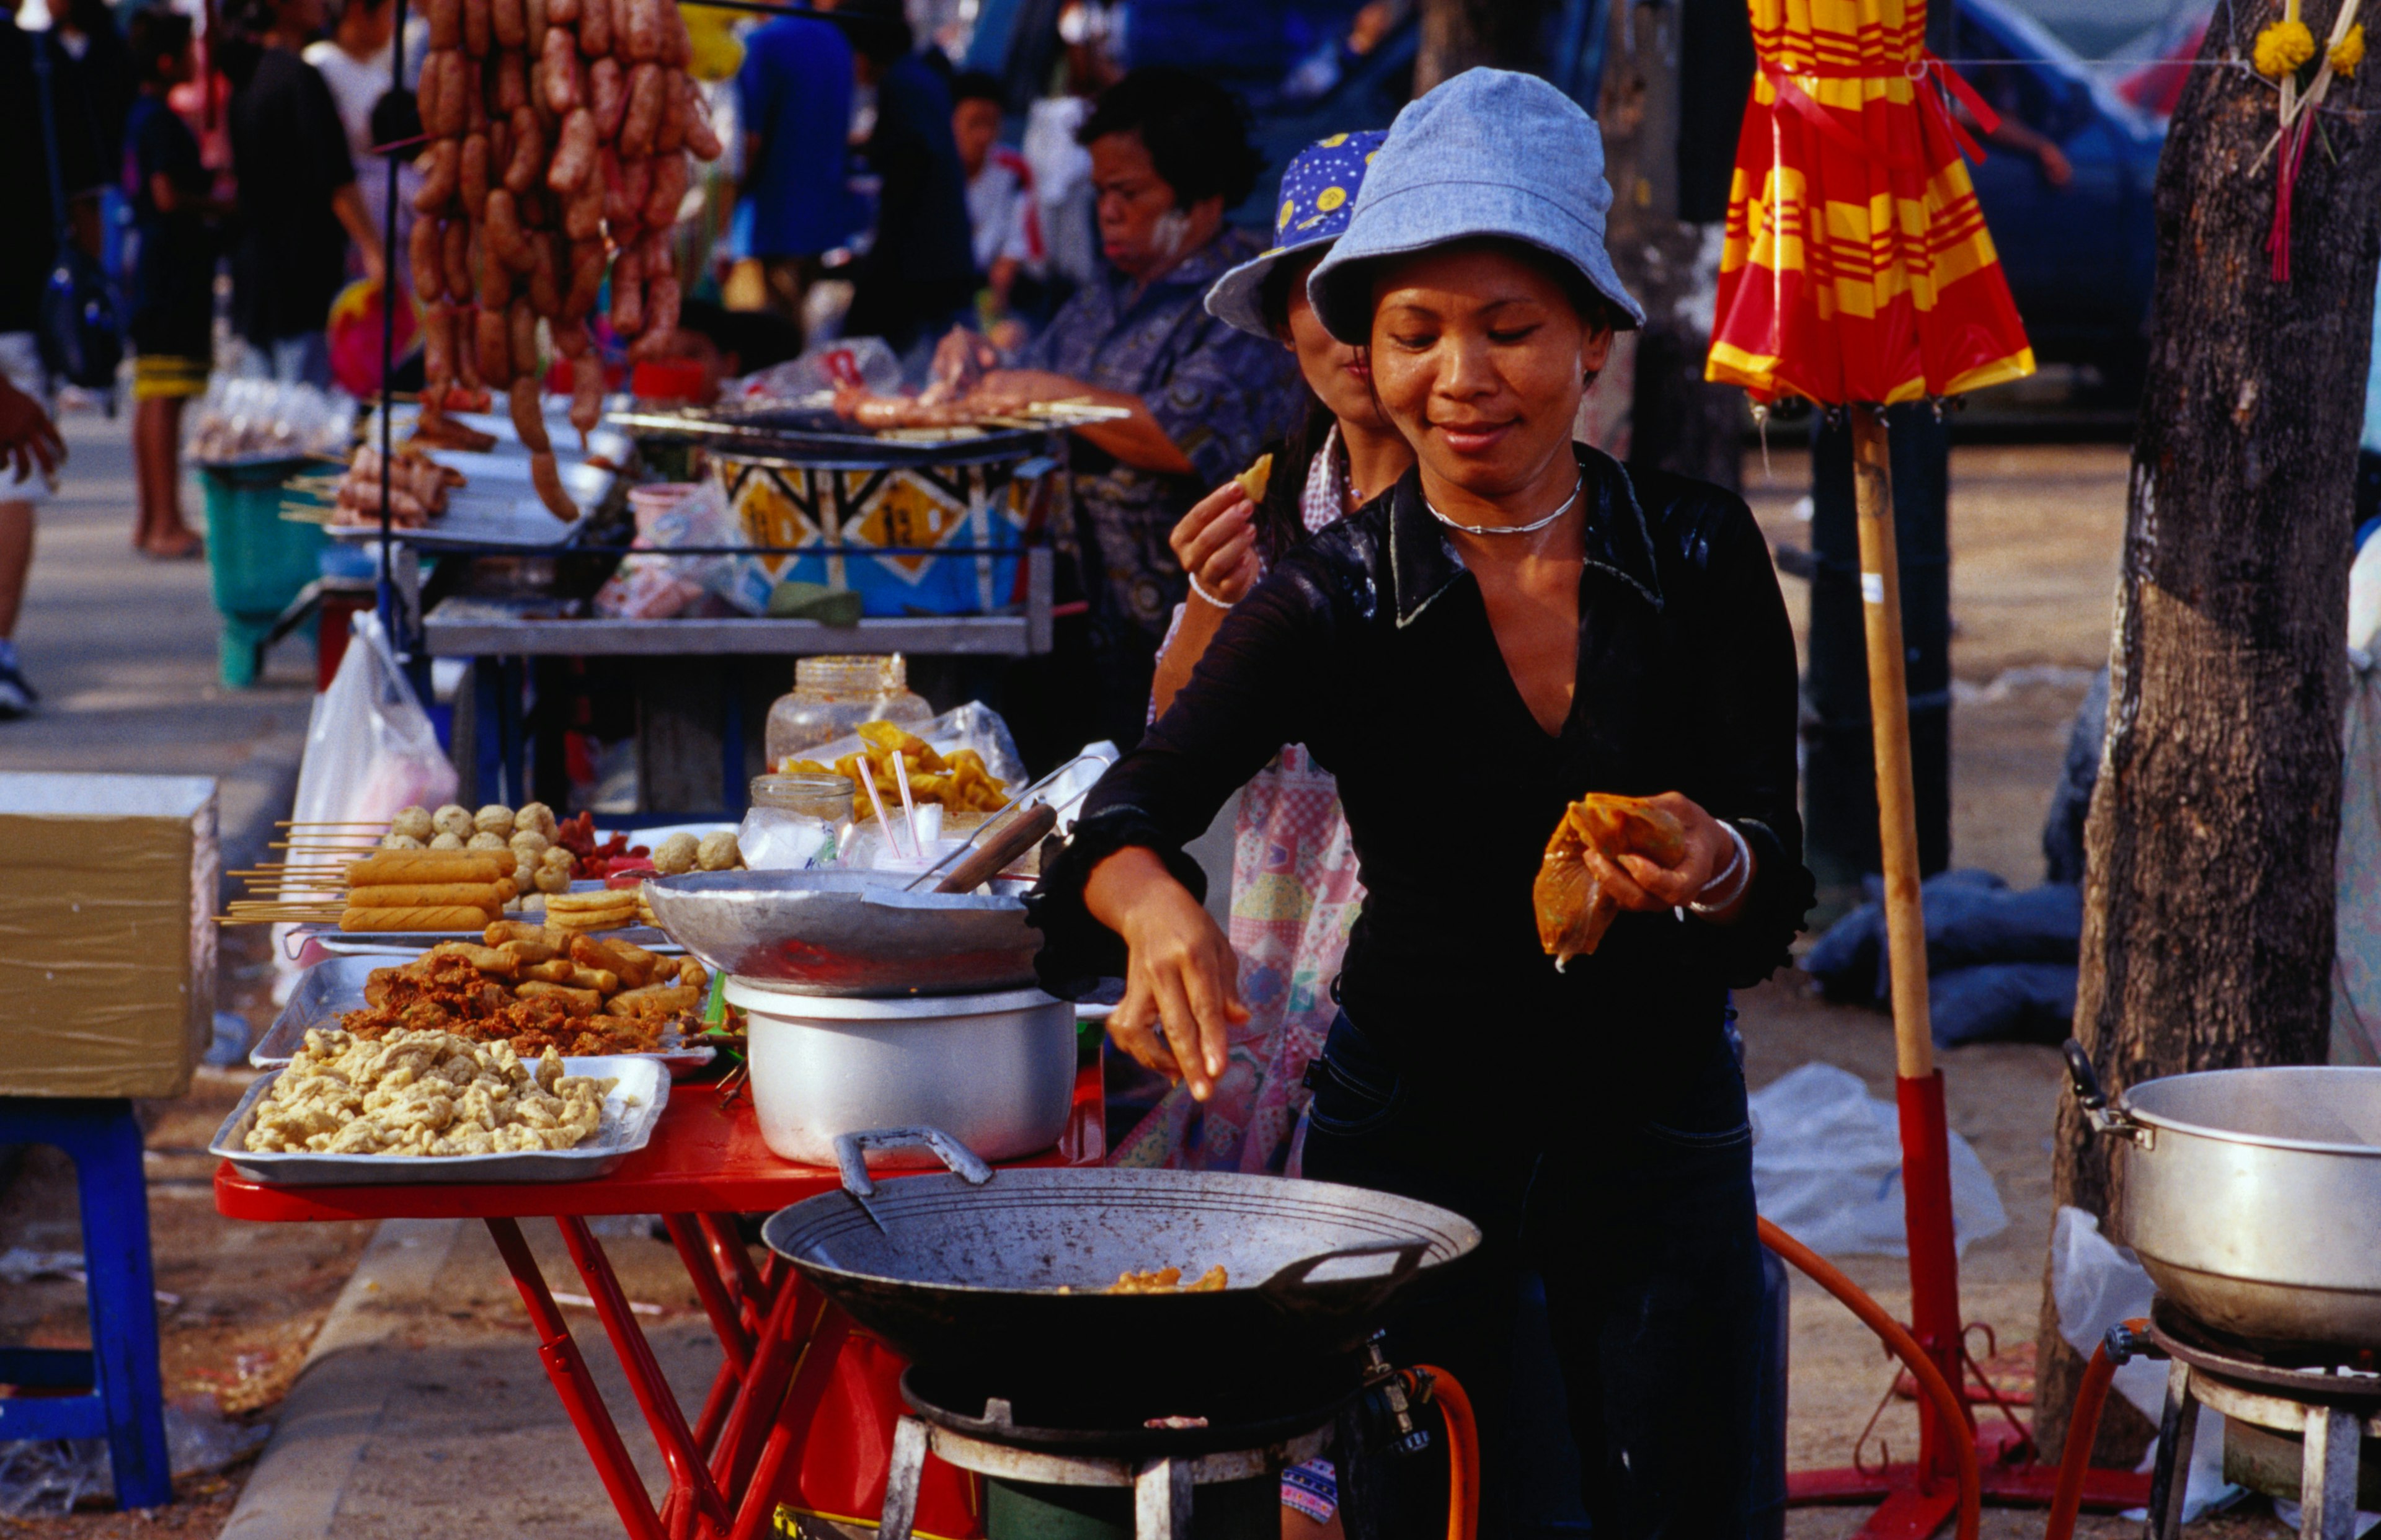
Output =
[{"x1": 1386, "y1": 444, "x2": 1665, "y2": 629}]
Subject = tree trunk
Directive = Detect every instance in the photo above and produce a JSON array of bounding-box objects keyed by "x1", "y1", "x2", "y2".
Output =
[
  {"x1": 2032, "y1": 7, "x2": 2379, "y2": 1463},
  {"x1": 1414, "y1": 0, "x2": 1554, "y2": 93}
]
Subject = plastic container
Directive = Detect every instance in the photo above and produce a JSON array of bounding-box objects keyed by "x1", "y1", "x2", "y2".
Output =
[
  {"x1": 764, "y1": 655, "x2": 933, "y2": 769},
  {"x1": 200, "y1": 458, "x2": 327, "y2": 689}
]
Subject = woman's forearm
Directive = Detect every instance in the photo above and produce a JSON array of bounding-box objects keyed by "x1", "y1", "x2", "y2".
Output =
[
  {"x1": 1084, "y1": 845, "x2": 1186, "y2": 934},
  {"x1": 973, "y1": 370, "x2": 1195, "y2": 475},
  {"x1": 1149, "y1": 596, "x2": 1230, "y2": 719}
]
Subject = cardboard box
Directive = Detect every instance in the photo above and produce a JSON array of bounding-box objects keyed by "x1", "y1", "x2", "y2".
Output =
[{"x1": 0, "y1": 774, "x2": 218, "y2": 1099}]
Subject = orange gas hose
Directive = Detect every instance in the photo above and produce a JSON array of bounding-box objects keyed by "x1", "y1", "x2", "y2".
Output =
[
  {"x1": 1757, "y1": 1218, "x2": 1980, "y2": 1540},
  {"x1": 2043, "y1": 1324, "x2": 2138, "y2": 1540},
  {"x1": 1414, "y1": 1364, "x2": 1478, "y2": 1540}
]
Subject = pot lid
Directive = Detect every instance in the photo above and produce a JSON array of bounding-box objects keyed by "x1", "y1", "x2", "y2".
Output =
[{"x1": 724, "y1": 978, "x2": 1058, "y2": 1019}]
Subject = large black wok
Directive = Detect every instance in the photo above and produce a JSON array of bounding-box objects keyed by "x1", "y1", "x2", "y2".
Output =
[{"x1": 761, "y1": 1129, "x2": 1481, "y2": 1410}]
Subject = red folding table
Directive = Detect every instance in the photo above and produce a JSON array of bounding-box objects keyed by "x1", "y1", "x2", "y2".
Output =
[{"x1": 215, "y1": 1068, "x2": 1107, "y2": 1540}]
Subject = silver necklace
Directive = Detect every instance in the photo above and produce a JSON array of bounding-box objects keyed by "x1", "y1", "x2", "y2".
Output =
[{"x1": 1425, "y1": 473, "x2": 1584, "y2": 536}]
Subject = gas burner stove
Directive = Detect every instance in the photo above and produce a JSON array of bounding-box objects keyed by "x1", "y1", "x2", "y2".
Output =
[
  {"x1": 900, "y1": 1359, "x2": 1360, "y2": 1459},
  {"x1": 2147, "y1": 1297, "x2": 2381, "y2": 1401}
]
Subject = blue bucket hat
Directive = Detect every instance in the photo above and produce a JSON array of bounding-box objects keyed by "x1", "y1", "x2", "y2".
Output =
[
  {"x1": 1204, "y1": 130, "x2": 1390, "y2": 339},
  {"x1": 1306, "y1": 69, "x2": 1645, "y2": 345}
]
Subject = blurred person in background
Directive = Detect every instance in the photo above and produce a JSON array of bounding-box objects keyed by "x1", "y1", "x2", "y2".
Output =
[
  {"x1": 305, "y1": 0, "x2": 412, "y2": 267},
  {"x1": 959, "y1": 66, "x2": 1303, "y2": 748},
  {"x1": 951, "y1": 69, "x2": 1042, "y2": 325},
  {"x1": 733, "y1": 0, "x2": 854, "y2": 343},
  {"x1": 223, "y1": 0, "x2": 384, "y2": 387},
  {"x1": 838, "y1": 1, "x2": 977, "y2": 358},
  {"x1": 125, "y1": 7, "x2": 223, "y2": 559},
  {"x1": 51, "y1": 0, "x2": 133, "y2": 193},
  {"x1": 0, "y1": 0, "x2": 110, "y2": 719}
]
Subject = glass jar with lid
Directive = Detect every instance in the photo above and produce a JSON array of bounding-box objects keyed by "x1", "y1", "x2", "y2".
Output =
[
  {"x1": 739, "y1": 774, "x2": 857, "y2": 869},
  {"x1": 764, "y1": 654, "x2": 933, "y2": 769}
]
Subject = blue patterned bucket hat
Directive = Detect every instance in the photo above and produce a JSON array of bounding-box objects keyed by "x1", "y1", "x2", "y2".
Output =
[
  {"x1": 1204, "y1": 130, "x2": 1390, "y2": 339},
  {"x1": 1306, "y1": 69, "x2": 1646, "y2": 344}
]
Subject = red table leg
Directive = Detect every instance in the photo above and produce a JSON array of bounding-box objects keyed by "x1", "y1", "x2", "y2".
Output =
[
  {"x1": 666, "y1": 1215, "x2": 756, "y2": 1375},
  {"x1": 714, "y1": 1269, "x2": 827, "y2": 1500},
  {"x1": 485, "y1": 1218, "x2": 670, "y2": 1540},
  {"x1": 729, "y1": 1304, "x2": 855, "y2": 1540},
  {"x1": 555, "y1": 1216, "x2": 734, "y2": 1536}
]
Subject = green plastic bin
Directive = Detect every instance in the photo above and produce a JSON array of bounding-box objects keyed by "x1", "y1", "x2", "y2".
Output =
[{"x1": 200, "y1": 458, "x2": 326, "y2": 688}]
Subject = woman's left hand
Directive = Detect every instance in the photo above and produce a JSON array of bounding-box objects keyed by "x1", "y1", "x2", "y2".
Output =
[{"x1": 1576, "y1": 792, "x2": 1754, "y2": 919}]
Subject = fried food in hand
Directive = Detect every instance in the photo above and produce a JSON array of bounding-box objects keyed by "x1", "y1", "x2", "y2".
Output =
[
  {"x1": 1533, "y1": 793, "x2": 1690, "y2": 970},
  {"x1": 1234, "y1": 453, "x2": 1272, "y2": 505}
]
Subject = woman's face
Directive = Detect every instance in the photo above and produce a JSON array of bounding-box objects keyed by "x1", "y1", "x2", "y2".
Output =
[
  {"x1": 1089, "y1": 130, "x2": 1194, "y2": 278},
  {"x1": 1367, "y1": 243, "x2": 1613, "y2": 502},
  {"x1": 1278, "y1": 250, "x2": 1388, "y2": 435}
]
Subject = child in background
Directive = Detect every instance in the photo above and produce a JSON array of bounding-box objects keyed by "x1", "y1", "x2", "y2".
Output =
[{"x1": 124, "y1": 9, "x2": 224, "y2": 559}]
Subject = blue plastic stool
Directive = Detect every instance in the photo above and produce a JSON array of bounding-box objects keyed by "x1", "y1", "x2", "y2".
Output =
[{"x1": 0, "y1": 1098, "x2": 172, "y2": 1508}]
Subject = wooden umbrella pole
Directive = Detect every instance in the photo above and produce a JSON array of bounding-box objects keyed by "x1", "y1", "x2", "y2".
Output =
[{"x1": 1850, "y1": 405, "x2": 1972, "y2": 1479}]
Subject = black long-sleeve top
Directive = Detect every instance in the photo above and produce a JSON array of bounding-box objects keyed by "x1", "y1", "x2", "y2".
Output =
[{"x1": 1029, "y1": 446, "x2": 1816, "y2": 1130}]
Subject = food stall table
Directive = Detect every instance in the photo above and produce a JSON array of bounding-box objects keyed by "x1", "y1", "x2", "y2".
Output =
[{"x1": 215, "y1": 1066, "x2": 1105, "y2": 1540}]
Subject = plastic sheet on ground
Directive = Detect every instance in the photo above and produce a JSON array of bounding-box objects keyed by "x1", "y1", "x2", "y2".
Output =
[
  {"x1": 1749, "y1": 1063, "x2": 2006, "y2": 1258},
  {"x1": 0, "y1": 1398, "x2": 269, "y2": 1516},
  {"x1": 2049, "y1": 1206, "x2": 2242, "y2": 1525}
]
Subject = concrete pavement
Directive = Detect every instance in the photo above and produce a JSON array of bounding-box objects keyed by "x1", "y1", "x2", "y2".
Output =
[{"x1": 0, "y1": 400, "x2": 317, "y2": 872}]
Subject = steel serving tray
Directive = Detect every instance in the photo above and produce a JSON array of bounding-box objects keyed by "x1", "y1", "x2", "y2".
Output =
[
  {"x1": 211, "y1": 1055, "x2": 668, "y2": 1185},
  {"x1": 251, "y1": 955, "x2": 714, "y2": 1073}
]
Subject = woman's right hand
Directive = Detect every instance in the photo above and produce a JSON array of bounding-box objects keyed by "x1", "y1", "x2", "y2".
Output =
[
  {"x1": 1168, "y1": 481, "x2": 1261, "y2": 609},
  {"x1": 1084, "y1": 847, "x2": 1247, "y2": 1100}
]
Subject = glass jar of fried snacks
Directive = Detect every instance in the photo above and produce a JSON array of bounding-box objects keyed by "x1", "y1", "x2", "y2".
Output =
[{"x1": 763, "y1": 654, "x2": 933, "y2": 769}]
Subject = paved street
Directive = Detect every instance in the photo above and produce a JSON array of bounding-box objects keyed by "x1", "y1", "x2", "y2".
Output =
[{"x1": 0, "y1": 400, "x2": 316, "y2": 873}]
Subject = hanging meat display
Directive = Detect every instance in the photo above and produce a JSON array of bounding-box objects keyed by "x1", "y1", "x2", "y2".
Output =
[{"x1": 409, "y1": 0, "x2": 722, "y2": 518}]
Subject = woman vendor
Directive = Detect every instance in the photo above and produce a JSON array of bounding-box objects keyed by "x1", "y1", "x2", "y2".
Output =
[
  {"x1": 1029, "y1": 69, "x2": 1812, "y2": 1535},
  {"x1": 957, "y1": 66, "x2": 1305, "y2": 750},
  {"x1": 1109, "y1": 128, "x2": 1411, "y2": 1179}
]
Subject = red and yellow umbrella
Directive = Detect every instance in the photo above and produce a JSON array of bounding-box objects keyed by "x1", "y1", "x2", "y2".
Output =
[
  {"x1": 1706, "y1": 0, "x2": 2035, "y2": 405},
  {"x1": 1706, "y1": 2, "x2": 2046, "y2": 1528}
]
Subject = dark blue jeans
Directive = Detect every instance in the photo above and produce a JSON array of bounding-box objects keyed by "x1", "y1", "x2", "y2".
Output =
[{"x1": 1301, "y1": 1012, "x2": 1763, "y2": 1540}]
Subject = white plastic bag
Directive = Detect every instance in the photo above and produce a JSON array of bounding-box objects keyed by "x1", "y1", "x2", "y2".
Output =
[
  {"x1": 787, "y1": 702, "x2": 1029, "y2": 790},
  {"x1": 729, "y1": 337, "x2": 902, "y2": 403},
  {"x1": 1748, "y1": 1063, "x2": 2007, "y2": 1257},
  {"x1": 290, "y1": 613, "x2": 456, "y2": 849}
]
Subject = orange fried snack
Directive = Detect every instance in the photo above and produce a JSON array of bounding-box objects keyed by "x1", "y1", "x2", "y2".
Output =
[
  {"x1": 1533, "y1": 794, "x2": 1690, "y2": 970},
  {"x1": 784, "y1": 721, "x2": 1009, "y2": 822}
]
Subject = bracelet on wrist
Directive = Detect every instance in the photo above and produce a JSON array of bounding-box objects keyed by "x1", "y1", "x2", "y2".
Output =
[
  {"x1": 1688, "y1": 823, "x2": 1754, "y2": 917},
  {"x1": 1187, "y1": 573, "x2": 1238, "y2": 609}
]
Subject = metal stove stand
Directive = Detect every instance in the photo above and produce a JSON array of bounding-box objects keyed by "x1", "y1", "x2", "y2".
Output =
[
  {"x1": 2141, "y1": 1299, "x2": 2381, "y2": 1540},
  {"x1": 877, "y1": 1366, "x2": 1352, "y2": 1540}
]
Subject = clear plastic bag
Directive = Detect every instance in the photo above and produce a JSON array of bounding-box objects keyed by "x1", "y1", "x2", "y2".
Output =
[
  {"x1": 595, "y1": 478, "x2": 774, "y2": 618},
  {"x1": 727, "y1": 337, "x2": 902, "y2": 404},
  {"x1": 184, "y1": 376, "x2": 357, "y2": 464},
  {"x1": 1748, "y1": 1062, "x2": 2007, "y2": 1257},
  {"x1": 787, "y1": 702, "x2": 1029, "y2": 792}
]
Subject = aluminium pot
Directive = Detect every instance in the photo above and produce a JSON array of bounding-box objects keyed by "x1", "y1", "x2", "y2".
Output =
[
  {"x1": 728, "y1": 980, "x2": 1073, "y2": 1167},
  {"x1": 2065, "y1": 1042, "x2": 2381, "y2": 1348}
]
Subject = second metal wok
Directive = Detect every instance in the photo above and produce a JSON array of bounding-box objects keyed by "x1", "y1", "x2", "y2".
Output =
[
  {"x1": 761, "y1": 1131, "x2": 1481, "y2": 1408},
  {"x1": 2067, "y1": 1044, "x2": 2381, "y2": 1348}
]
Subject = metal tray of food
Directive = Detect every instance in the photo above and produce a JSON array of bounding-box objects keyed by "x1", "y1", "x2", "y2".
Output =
[
  {"x1": 306, "y1": 923, "x2": 683, "y2": 956},
  {"x1": 251, "y1": 957, "x2": 716, "y2": 1073},
  {"x1": 210, "y1": 1056, "x2": 669, "y2": 1185}
]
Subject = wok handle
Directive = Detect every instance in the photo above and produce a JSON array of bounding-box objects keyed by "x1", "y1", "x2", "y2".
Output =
[
  {"x1": 833, "y1": 1125, "x2": 995, "y2": 1200},
  {"x1": 2061, "y1": 1037, "x2": 2152, "y2": 1147},
  {"x1": 934, "y1": 803, "x2": 1058, "y2": 894},
  {"x1": 1257, "y1": 1239, "x2": 1433, "y2": 1309},
  {"x1": 2062, "y1": 1038, "x2": 2108, "y2": 1112}
]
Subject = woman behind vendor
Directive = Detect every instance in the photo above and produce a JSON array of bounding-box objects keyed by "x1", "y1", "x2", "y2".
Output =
[
  {"x1": 1029, "y1": 70, "x2": 1812, "y2": 1536},
  {"x1": 1110, "y1": 130, "x2": 1412, "y2": 1173},
  {"x1": 965, "y1": 68, "x2": 1306, "y2": 751}
]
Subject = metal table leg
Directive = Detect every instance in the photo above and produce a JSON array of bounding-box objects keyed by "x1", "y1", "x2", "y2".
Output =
[
  {"x1": 727, "y1": 1304, "x2": 855, "y2": 1540},
  {"x1": 2145, "y1": 1361, "x2": 2197, "y2": 1540},
  {"x1": 1134, "y1": 1456, "x2": 1192, "y2": 1539},
  {"x1": 486, "y1": 1218, "x2": 669, "y2": 1540},
  {"x1": 555, "y1": 1216, "x2": 732, "y2": 1535},
  {"x1": 877, "y1": 1415, "x2": 930, "y2": 1540},
  {"x1": 2300, "y1": 1405, "x2": 2363, "y2": 1540}
]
